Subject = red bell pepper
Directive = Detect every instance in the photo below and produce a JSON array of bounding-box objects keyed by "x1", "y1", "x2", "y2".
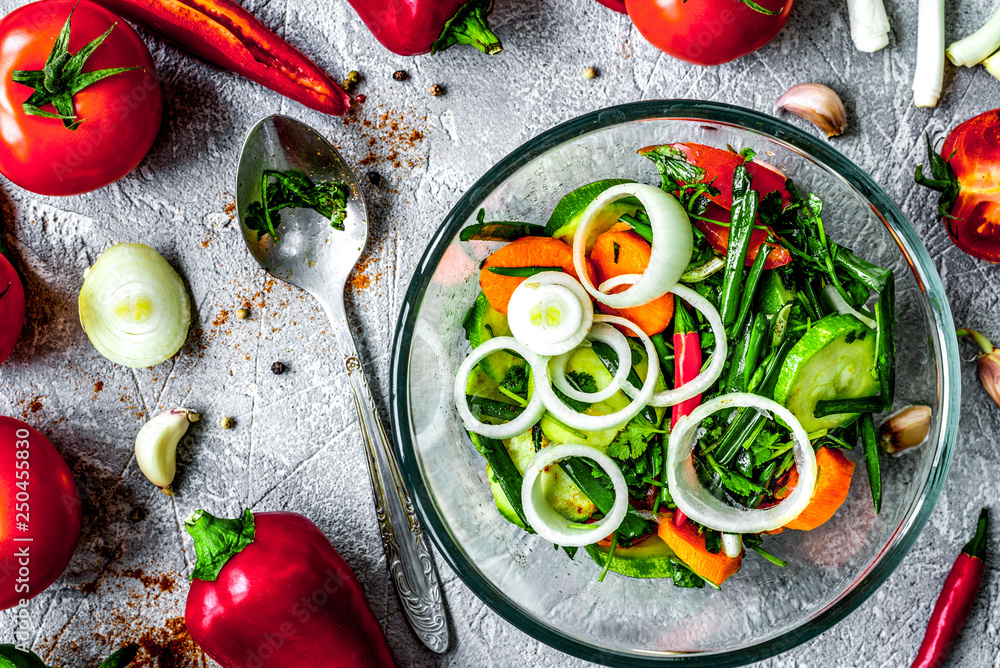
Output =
[
  {"x1": 912, "y1": 508, "x2": 989, "y2": 668},
  {"x1": 916, "y1": 109, "x2": 1000, "y2": 262},
  {"x1": 640, "y1": 142, "x2": 792, "y2": 269},
  {"x1": 185, "y1": 509, "x2": 396, "y2": 668},
  {"x1": 94, "y1": 0, "x2": 349, "y2": 115},
  {"x1": 345, "y1": 0, "x2": 502, "y2": 56}
]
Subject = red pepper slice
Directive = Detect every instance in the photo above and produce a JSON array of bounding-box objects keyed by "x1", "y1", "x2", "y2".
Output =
[
  {"x1": 696, "y1": 201, "x2": 792, "y2": 269},
  {"x1": 912, "y1": 508, "x2": 989, "y2": 668},
  {"x1": 95, "y1": 0, "x2": 349, "y2": 115},
  {"x1": 185, "y1": 509, "x2": 396, "y2": 667},
  {"x1": 667, "y1": 142, "x2": 793, "y2": 210},
  {"x1": 345, "y1": 0, "x2": 502, "y2": 56},
  {"x1": 670, "y1": 303, "x2": 703, "y2": 528},
  {"x1": 594, "y1": 0, "x2": 628, "y2": 13},
  {"x1": 916, "y1": 109, "x2": 1000, "y2": 262}
]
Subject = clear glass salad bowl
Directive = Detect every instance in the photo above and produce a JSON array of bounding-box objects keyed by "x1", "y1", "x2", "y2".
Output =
[{"x1": 389, "y1": 100, "x2": 959, "y2": 666}]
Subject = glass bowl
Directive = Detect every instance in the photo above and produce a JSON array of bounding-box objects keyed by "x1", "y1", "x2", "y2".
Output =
[{"x1": 389, "y1": 100, "x2": 959, "y2": 666}]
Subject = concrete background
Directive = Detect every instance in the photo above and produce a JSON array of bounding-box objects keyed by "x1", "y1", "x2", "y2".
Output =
[{"x1": 1, "y1": 0, "x2": 999, "y2": 665}]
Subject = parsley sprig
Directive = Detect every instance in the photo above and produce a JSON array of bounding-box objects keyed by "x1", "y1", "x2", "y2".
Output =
[{"x1": 245, "y1": 170, "x2": 350, "y2": 242}]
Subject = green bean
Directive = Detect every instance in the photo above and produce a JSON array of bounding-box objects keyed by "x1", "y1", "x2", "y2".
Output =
[
  {"x1": 731, "y1": 244, "x2": 773, "y2": 337},
  {"x1": 487, "y1": 265, "x2": 563, "y2": 277},
  {"x1": 860, "y1": 413, "x2": 882, "y2": 514},
  {"x1": 467, "y1": 395, "x2": 523, "y2": 421},
  {"x1": 814, "y1": 396, "x2": 885, "y2": 418},
  {"x1": 469, "y1": 433, "x2": 530, "y2": 527},
  {"x1": 720, "y1": 164, "x2": 757, "y2": 327}
]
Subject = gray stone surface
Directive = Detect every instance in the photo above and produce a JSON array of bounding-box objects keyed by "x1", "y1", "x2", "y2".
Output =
[{"x1": 1, "y1": 0, "x2": 999, "y2": 665}]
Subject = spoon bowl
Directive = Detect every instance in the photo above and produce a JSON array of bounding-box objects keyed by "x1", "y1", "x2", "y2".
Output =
[
  {"x1": 236, "y1": 115, "x2": 367, "y2": 295},
  {"x1": 236, "y1": 115, "x2": 449, "y2": 654}
]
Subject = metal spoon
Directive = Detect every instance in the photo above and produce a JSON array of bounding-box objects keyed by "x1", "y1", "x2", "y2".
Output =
[{"x1": 235, "y1": 115, "x2": 449, "y2": 654}]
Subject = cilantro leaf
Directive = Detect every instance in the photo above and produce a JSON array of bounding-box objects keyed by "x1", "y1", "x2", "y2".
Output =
[
  {"x1": 245, "y1": 169, "x2": 350, "y2": 242},
  {"x1": 500, "y1": 365, "x2": 528, "y2": 395},
  {"x1": 714, "y1": 466, "x2": 766, "y2": 497},
  {"x1": 607, "y1": 414, "x2": 666, "y2": 460},
  {"x1": 566, "y1": 371, "x2": 598, "y2": 394},
  {"x1": 670, "y1": 560, "x2": 705, "y2": 589}
]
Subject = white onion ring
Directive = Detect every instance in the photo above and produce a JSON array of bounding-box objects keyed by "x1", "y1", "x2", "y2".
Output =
[
  {"x1": 550, "y1": 322, "x2": 632, "y2": 404},
  {"x1": 822, "y1": 285, "x2": 876, "y2": 330},
  {"x1": 507, "y1": 272, "x2": 594, "y2": 357},
  {"x1": 596, "y1": 280, "x2": 727, "y2": 409},
  {"x1": 535, "y1": 315, "x2": 659, "y2": 432},
  {"x1": 454, "y1": 337, "x2": 545, "y2": 439},
  {"x1": 521, "y1": 443, "x2": 629, "y2": 547},
  {"x1": 667, "y1": 393, "x2": 817, "y2": 534},
  {"x1": 572, "y1": 183, "x2": 692, "y2": 309}
]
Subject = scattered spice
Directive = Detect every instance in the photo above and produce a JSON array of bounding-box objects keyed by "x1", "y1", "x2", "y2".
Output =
[
  {"x1": 130, "y1": 507, "x2": 147, "y2": 522},
  {"x1": 220, "y1": 416, "x2": 235, "y2": 430},
  {"x1": 212, "y1": 309, "x2": 229, "y2": 328},
  {"x1": 429, "y1": 83, "x2": 444, "y2": 96},
  {"x1": 29, "y1": 397, "x2": 43, "y2": 413},
  {"x1": 236, "y1": 307, "x2": 249, "y2": 320},
  {"x1": 271, "y1": 361, "x2": 286, "y2": 375},
  {"x1": 135, "y1": 617, "x2": 207, "y2": 668},
  {"x1": 393, "y1": 69, "x2": 409, "y2": 81},
  {"x1": 367, "y1": 171, "x2": 382, "y2": 186},
  {"x1": 583, "y1": 67, "x2": 598, "y2": 79}
]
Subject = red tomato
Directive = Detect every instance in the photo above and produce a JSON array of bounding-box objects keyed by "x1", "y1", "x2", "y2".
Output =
[
  {"x1": 0, "y1": 417, "x2": 81, "y2": 611},
  {"x1": 0, "y1": 0, "x2": 162, "y2": 196},
  {"x1": 0, "y1": 249, "x2": 24, "y2": 364},
  {"x1": 625, "y1": 0, "x2": 794, "y2": 66}
]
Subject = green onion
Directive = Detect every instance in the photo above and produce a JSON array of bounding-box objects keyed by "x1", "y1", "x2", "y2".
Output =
[
  {"x1": 78, "y1": 244, "x2": 191, "y2": 368},
  {"x1": 487, "y1": 265, "x2": 563, "y2": 277},
  {"x1": 720, "y1": 164, "x2": 757, "y2": 328}
]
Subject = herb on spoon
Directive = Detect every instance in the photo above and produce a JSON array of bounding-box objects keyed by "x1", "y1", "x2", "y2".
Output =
[{"x1": 246, "y1": 169, "x2": 350, "y2": 241}]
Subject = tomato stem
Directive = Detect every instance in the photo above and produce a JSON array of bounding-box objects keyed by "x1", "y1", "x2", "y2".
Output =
[{"x1": 734, "y1": 0, "x2": 781, "y2": 16}]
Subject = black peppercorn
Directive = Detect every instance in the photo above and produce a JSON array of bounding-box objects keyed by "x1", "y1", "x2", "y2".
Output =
[
  {"x1": 367, "y1": 171, "x2": 382, "y2": 186},
  {"x1": 271, "y1": 361, "x2": 286, "y2": 375},
  {"x1": 393, "y1": 70, "x2": 409, "y2": 81}
]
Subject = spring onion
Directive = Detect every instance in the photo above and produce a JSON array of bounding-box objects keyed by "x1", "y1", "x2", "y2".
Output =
[
  {"x1": 521, "y1": 443, "x2": 629, "y2": 547},
  {"x1": 984, "y1": 49, "x2": 1000, "y2": 80},
  {"x1": 914, "y1": 0, "x2": 946, "y2": 108},
  {"x1": 78, "y1": 243, "x2": 191, "y2": 368},
  {"x1": 721, "y1": 533, "x2": 743, "y2": 558},
  {"x1": 848, "y1": 0, "x2": 891, "y2": 52},
  {"x1": 572, "y1": 183, "x2": 692, "y2": 309},
  {"x1": 667, "y1": 393, "x2": 817, "y2": 534},
  {"x1": 947, "y1": 4, "x2": 1000, "y2": 66}
]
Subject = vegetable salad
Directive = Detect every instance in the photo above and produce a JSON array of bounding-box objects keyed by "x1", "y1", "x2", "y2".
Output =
[{"x1": 455, "y1": 142, "x2": 896, "y2": 588}]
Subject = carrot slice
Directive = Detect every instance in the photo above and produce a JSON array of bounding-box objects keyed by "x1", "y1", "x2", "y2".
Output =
[
  {"x1": 479, "y1": 237, "x2": 591, "y2": 314},
  {"x1": 782, "y1": 447, "x2": 855, "y2": 531},
  {"x1": 657, "y1": 513, "x2": 742, "y2": 586},
  {"x1": 589, "y1": 227, "x2": 675, "y2": 337},
  {"x1": 696, "y1": 202, "x2": 791, "y2": 269}
]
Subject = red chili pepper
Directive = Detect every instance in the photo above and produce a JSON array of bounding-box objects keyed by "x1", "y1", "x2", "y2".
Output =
[
  {"x1": 916, "y1": 109, "x2": 1000, "y2": 262},
  {"x1": 670, "y1": 304, "x2": 703, "y2": 527},
  {"x1": 345, "y1": 0, "x2": 502, "y2": 57},
  {"x1": 94, "y1": 0, "x2": 349, "y2": 115},
  {"x1": 912, "y1": 508, "x2": 989, "y2": 668},
  {"x1": 594, "y1": 0, "x2": 627, "y2": 13},
  {"x1": 185, "y1": 509, "x2": 396, "y2": 667}
]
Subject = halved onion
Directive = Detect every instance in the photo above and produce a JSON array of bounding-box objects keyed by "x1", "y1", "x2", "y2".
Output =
[
  {"x1": 550, "y1": 322, "x2": 632, "y2": 404},
  {"x1": 507, "y1": 272, "x2": 593, "y2": 356},
  {"x1": 79, "y1": 243, "x2": 191, "y2": 368},
  {"x1": 572, "y1": 183, "x2": 693, "y2": 309},
  {"x1": 454, "y1": 336, "x2": 545, "y2": 439},
  {"x1": 534, "y1": 315, "x2": 659, "y2": 432},
  {"x1": 667, "y1": 393, "x2": 818, "y2": 534},
  {"x1": 597, "y1": 279, "x2": 726, "y2": 409},
  {"x1": 521, "y1": 443, "x2": 628, "y2": 547}
]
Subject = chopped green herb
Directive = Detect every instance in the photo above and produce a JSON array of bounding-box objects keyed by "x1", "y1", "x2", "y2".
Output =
[{"x1": 245, "y1": 169, "x2": 350, "y2": 242}]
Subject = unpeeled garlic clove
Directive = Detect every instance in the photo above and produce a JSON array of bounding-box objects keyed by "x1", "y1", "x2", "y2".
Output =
[
  {"x1": 958, "y1": 328, "x2": 1000, "y2": 410},
  {"x1": 775, "y1": 84, "x2": 847, "y2": 137},
  {"x1": 878, "y1": 405, "x2": 932, "y2": 454},
  {"x1": 135, "y1": 408, "x2": 200, "y2": 496}
]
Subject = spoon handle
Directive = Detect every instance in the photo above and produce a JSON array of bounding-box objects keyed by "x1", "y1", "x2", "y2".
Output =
[{"x1": 322, "y1": 296, "x2": 450, "y2": 654}]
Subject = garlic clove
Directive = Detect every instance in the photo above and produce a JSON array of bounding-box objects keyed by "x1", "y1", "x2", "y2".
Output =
[
  {"x1": 979, "y1": 351, "x2": 1000, "y2": 409},
  {"x1": 878, "y1": 405, "x2": 932, "y2": 454},
  {"x1": 775, "y1": 84, "x2": 847, "y2": 137},
  {"x1": 135, "y1": 408, "x2": 200, "y2": 495}
]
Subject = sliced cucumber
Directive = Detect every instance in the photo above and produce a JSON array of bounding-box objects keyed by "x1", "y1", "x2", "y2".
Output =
[
  {"x1": 585, "y1": 535, "x2": 677, "y2": 579},
  {"x1": 773, "y1": 314, "x2": 879, "y2": 432},
  {"x1": 544, "y1": 179, "x2": 639, "y2": 245},
  {"x1": 757, "y1": 271, "x2": 797, "y2": 316},
  {"x1": 487, "y1": 464, "x2": 527, "y2": 528},
  {"x1": 466, "y1": 292, "x2": 524, "y2": 382}
]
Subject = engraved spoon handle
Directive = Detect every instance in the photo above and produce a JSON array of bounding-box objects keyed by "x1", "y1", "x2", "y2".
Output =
[{"x1": 320, "y1": 295, "x2": 449, "y2": 654}]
